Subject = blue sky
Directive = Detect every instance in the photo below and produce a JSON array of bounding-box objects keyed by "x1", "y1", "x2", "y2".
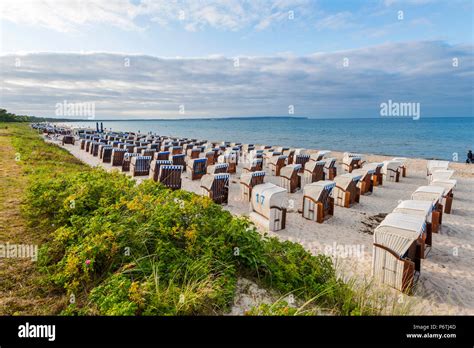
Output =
[{"x1": 0, "y1": 0, "x2": 473, "y2": 119}]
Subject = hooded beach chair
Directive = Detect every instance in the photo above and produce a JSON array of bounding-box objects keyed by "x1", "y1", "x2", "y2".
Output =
[
  {"x1": 207, "y1": 163, "x2": 229, "y2": 174},
  {"x1": 430, "y1": 169, "x2": 454, "y2": 182},
  {"x1": 351, "y1": 167, "x2": 375, "y2": 195},
  {"x1": 323, "y1": 158, "x2": 337, "y2": 180},
  {"x1": 122, "y1": 153, "x2": 140, "y2": 172},
  {"x1": 342, "y1": 153, "x2": 364, "y2": 173},
  {"x1": 217, "y1": 153, "x2": 237, "y2": 174},
  {"x1": 187, "y1": 148, "x2": 201, "y2": 159},
  {"x1": 429, "y1": 179, "x2": 456, "y2": 214},
  {"x1": 269, "y1": 155, "x2": 288, "y2": 176},
  {"x1": 157, "y1": 165, "x2": 183, "y2": 190},
  {"x1": 242, "y1": 158, "x2": 263, "y2": 173},
  {"x1": 100, "y1": 145, "x2": 114, "y2": 163},
  {"x1": 187, "y1": 158, "x2": 208, "y2": 180},
  {"x1": 303, "y1": 160, "x2": 325, "y2": 186},
  {"x1": 111, "y1": 148, "x2": 127, "y2": 166},
  {"x1": 80, "y1": 139, "x2": 86, "y2": 150},
  {"x1": 393, "y1": 157, "x2": 408, "y2": 177},
  {"x1": 426, "y1": 160, "x2": 449, "y2": 178},
  {"x1": 310, "y1": 150, "x2": 331, "y2": 162},
  {"x1": 302, "y1": 180, "x2": 336, "y2": 223},
  {"x1": 141, "y1": 149, "x2": 156, "y2": 158},
  {"x1": 133, "y1": 146, "x2": 148, "y2": 154},
  {"x1": 372, "y1": 212, "x2": 426, "y2": 293},
  {"x1": 411, "y1": 186, "x2": 444, "y2": 226},
  {"x1": 130, "y1": 156, "x2": 152, "y2": 176},
  {"x1": 62, "y1": 135, "x2": 75, "y2": 145},
  {"x1": 240, "y1": 171, "x2": 266, "y2": 202},
  {"x1": 154, "y1": 151, "x2": 170, "y2": 161},
  {"x1": 294, "y1": 154, "x2": 310, "y2": 173},
  {"x1": 393, "y1": 200, "x2": 436, "y2": 257},
  {"x1": 200, "y1": 173, "x2": 230, "y2": 204},
  {"x1": 333, "y1": 173, "x2": 361, "y2": 208},
  {"x1": 249, "y1": 183, "x2": 287, "y2": 232},
  {"x1": 90, "y1": 142, "x2": 101, "y2": 156},
  {"x1": 364, "y1": 162, "x2": 384, "y2": 186},
  {"x1": 279, "y1": 164, "x2": 302, "y2": 193},
  {"x1": 170, "y1": 154, "x2": 186, "y2": 171},
  {"x1": 149, "y1": 160, "x2": 172, "y2": 182},
  {"x1": 382, "y1": 160, "x2": 401, "y2": 182},
  {"x1": 205, "y1": 151, "x2": 216, "y2": 165},
  {"x1": 171, "y1": 146, "x2": 183, "y2": 155}
]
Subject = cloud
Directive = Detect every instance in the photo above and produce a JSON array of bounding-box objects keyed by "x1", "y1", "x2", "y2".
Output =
[
  {"x1": 0, "y1": 0, "x2": 312, "y2": 33},
  {"x1": 0, "y1": 41, "x2": 472, "y2": 118}
]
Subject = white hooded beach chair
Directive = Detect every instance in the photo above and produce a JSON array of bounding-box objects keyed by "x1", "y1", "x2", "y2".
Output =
[
  {"x1": 294, "y1": 154, "x2": 310, "y2": 173},
  {"x1": 250, "y1": 183, "x2": 287, "y2": 232},
  {"x1": 342, "y1": 153, "x2": 364, "y2": 173},
  {"x1": 187, "y1": 147, "x2": 201, "y2": 159},
  {"x1": 429, "y1": 179, "x2": 456, "y2": 214},
  {"x1": 240, "y1": 171, "x2": 265, "y2": 202},
  {"x1": 303, "y1": 160, "x2": 325, "y2": 186},
  {"x1": 185, "y1": 158, "x2": 207, "y2": 180},
  {"x1": 351, "y1": 167, "x2": 375, "y2": 195},
  {"x1": 302, "y1": 180, "x2": 336, "y2": 223},
  {"x1": 269, "y1": 155, "x2": 287, "y2": 176},
  {"x1": 130, "y1": 156, "x2": 152, "y2": 177},
  {"x1": 333, "y1": 173, "x2": 361, "y2": 208},
  {"x1": 382, "y1": 160, "x2": 401, "y2": 182},
  {"x1": 207, "y1": 163, "x2": 229, "y2": 174},
  {"x1": 279, "y1": 164, "x2": 302, "y2": 193},
  {"x1": 122, "y1": 153, "x2": 140, "y2": 172},
  {"x1": 392, "y1": 157, "x2": 408, "y2": 177},
  {"x1": 372, "y1": 212, "x2": 426, "y2": 293},
  {"x1": 242, "y1": 158, "x2": 263, "y2": 173},
  {"x1": 430, "y1": 169, "x2": 454, "y2": 182},
  {"x1": 157, "y1": 165, "x2": 182, "y2": 190},
  {"x1": 393, "y1": 200, "x2": 435, "y2": 257},
  {"x1": 426, "y1": 160, "x2": 449, "y2": 178},
  {"x1": 149, "y1": 160, "x2": 172, "y2": 182},
  {"x1": 364, "y1": 162, "x2": 384, "y2": 186},
  {"x1": 411, "y1": 185, "x2": 444, "y2": 225},
  {"x1": 310, "y1": 150, "x2": 331, "y2": 162},
  {"x1": 217, "y1": 152, "x2": 238, "y2": 173},
  {"x1": 323, "y1": 158, "x2": 337, "y2": 180},
  {"x1": 200, "y1": 173, "x2": 230, "y2": 204}
]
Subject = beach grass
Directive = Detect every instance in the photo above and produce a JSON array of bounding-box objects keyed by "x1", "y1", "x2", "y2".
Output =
[{"x1": 1, "y1": 123, "x2": 413, "y2": 315}]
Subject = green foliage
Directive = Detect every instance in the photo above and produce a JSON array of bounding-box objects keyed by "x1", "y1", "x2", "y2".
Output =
[{"x1": 11, "y1": 123, "x2": 365, "y2": 315}]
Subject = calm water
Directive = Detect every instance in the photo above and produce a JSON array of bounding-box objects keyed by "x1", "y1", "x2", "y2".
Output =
[{"x1": 59, "y1": 117, "x2": 473, "y2": 160}]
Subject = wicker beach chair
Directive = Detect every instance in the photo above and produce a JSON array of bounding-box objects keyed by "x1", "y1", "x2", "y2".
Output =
[
  {"x1": 364, "y1": 162, "x2": 384, "y2": 186},
  {"x1": 426, "y1": 160, "x2": 449, "y2": 179},
  {"x1": 170, "y1": 154, "x2": 186, "y2": 170},
  {"x1": 382, "y1": 160, "x2": 401, "y2": 182},
  {"x1": 154, "y1": 151, "x2": 170, "y2": 161},
  {"x1": 303, "y1": 160, "x2": 325, "y2": 186},
  {"x1": 249, "y1": 183, "x2": 287, "y2": 232},
  {"x1": 187, "y1": 158, "x2": 208, "y2": 180},
  {"x1": 323, "y1": 158, "x2": 337, "y2": 180},
  {"x1": 342, "y1": 153, "x2": 364, "y2": 173},
  {"x1": 157, "y1": 165, "x2": 183, "y2": 190},
  {"x1": 90, "y1": 142, "x2": 101, "y2": 157},
  {"x1": 242, "y1": 158, "x2": 263, "y2": 173},
  {"x1": 333, "y1": 173, "x2": 361, "y2": 208},
  {"x1": 302, "y1": 180, "x2": 336, "y2": 223},
  {"x1": 122, "y1": 153, "x2": 140, "y2": 172},
  {"x1": 411, "y1": 185, "x2": 444, "y2": 227},
  {"x1": 393, "y1": 157, "x2": 408, "y2": 177},
  {"x1": 351, "y1": 167, "x2": 375, "y2": 195},
  {"x1": 240, "y1": 171, "x2": 265, "y2": 202},
  {"x1": 207, "y1": 163, "x2": 229, "y2": 174},
  {"x1": 372, "y1": 213, "x2": 426, "y2": 293},
  {"x1": 269, "y1": 155, "x2": 288, "y2": 176},
  {"x1": 149, "y1": 160, "x2": 172, "y2": 182},
  {"x1": 62, "y1": 135, "x2": 75, "y2": 145},
  {"x1": 111, "y1": 148, "x2": 127, "y2": 166},
  {"x1": 294, "y1": 154, "x2": 310, "y2": 173},
  {"x1": 200, "y1": 173, "x2": 230, "y2": 204},
  {"x1": 279, "y1": 164, "x2": 302, "y2": 193},
  {"x1": 130, "y1": 156, "x2": 152, "y2": 176},
  {"x1": 429, "y1": 179, "x2": 456, "y2": 214},
  {"x1": 100, "y1": 146, "x2": 114, "y2": 163},
  {"x1": 218, "y1": 152, "x2": 238, "y2": 173}
]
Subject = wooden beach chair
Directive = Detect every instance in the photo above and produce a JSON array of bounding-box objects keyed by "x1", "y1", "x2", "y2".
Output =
[
  {"x1": 187, "y1": 148, "x2": 201, "y2": 159},
  {"x1": 294, "y1": 154, "x2": 310, "y2": 173},
  {"x1": 351, "y1": 167, "x2": 374, "y2": 195},
  {"x1": 393, "y1": 157, "x2": 408, "y2": 177},
  {"x1": 302, "y1": 180, "x2": 335, "y2": 223},
  {"x1": 111, "y1": 148, "x2": 127, "y2": 166},
  {"x1": 122, "y1": 153, "x2": 140, "y2": 172},
  {"x1": 62, "y1": 135, "x2": 75, "y2": 145},
  {"x1": 426, "y1": 160, "x2": 449, "y2": 179},
  {"x1": 154, "y1": 151, "x2": 170, "y2": 161},
  {"x1": 242, "y1": 158, "x2": 263, "y2": 173},
  {"x1": 372, "y1": 212, "x2": 426, "y2": 293},
  {"x1": 309, "y1": 150, "x2": 331, "y2": 162},
  {"x1": 141, "y1": 149, "x2": 156, "y2": 158},
  {"x1": 429, "y1": 179, "x2": 456, "y2": 214},
  {"x1": 249, "y1": 183, "x2": 287, "y2": 232},
  {"x1": 303, "y1": 160, "x2": 325, "y2": 186},
  {"x1": 130, "y1": 156, "x2": 152, "y2": 176},
  {"x1": 205, "y1": 151, "x2": 215, "y2": 165},
  {"x1": 411, "y1": 186, "x2": 444, "y2": 227},
  {"x1": 240, "y1": 171, "x2": 265, "y2": 202},
  {"x1": 187, "y1": 158, "x2": 208, "y2": 180},
  {"x1": 342, "y1": 153, "x2": 364, "y2": 173},
  {"x1": 218, "y1": 152, "x2": 238, "y2": 173},
  {"x1": 279, "y1": 164, "x2": 302, "y2": 193},
  {"x1": 170, "y1": 154, "x2": 186, "y2": 171},
  {"x1": 323, "y1": 158, "x2": 337, "y2": 180},
  {"x1": 100, "y1": 146, "x2": 114, "y2": 163},
  {"x1": 269, "y1": 155, "x2": 288, "y2": 176},
  {"x1": 333, "y1": 173, "x2": 361, "y2": 208},
  {"x1": 157, "y1": 165, "x2": 183, "y2": 190},
  {"x1": 200, "y1": 173, "x2": 230, "y2": 204},
  {"x1": 393, "y1": 200, "x2": 436, "y2": 257},
  {"x1": 149, "y1": 160, "x2": 172, "y2": 182},
  {"x1": 207, "y1": 163, "x2": 229, "y2": 174},
  {"x1": 364, "y1": 162, "x2": 384, "y2": 186},
  {"x1": 90, "y1": 142, "x2": 101, "y2": 157},
  {"x1": 382, "y1": 160, "x2": 401, "y2": 182}
]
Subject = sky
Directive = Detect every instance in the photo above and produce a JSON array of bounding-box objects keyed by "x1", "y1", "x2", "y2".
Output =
[{"x1": 0, "y1": 0, "x2": 473, "y2": 119}]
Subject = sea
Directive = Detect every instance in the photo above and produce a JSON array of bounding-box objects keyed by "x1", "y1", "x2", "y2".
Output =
[{"x1": 58, "y1": 117, "x2": 473, "y2": 161}]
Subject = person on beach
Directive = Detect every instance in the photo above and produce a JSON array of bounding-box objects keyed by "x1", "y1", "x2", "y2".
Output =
[{"x1": 467, "y1": 150, "x2": 473, "y2": 164}]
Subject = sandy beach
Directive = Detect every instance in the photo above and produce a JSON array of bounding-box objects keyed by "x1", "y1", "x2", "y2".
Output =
[{"x1": 50, "y1": 136, "x2": 474, "y2": 315}]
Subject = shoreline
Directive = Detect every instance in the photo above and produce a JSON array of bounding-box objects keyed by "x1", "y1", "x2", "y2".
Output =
[{"x1": 45, "y1": 132, "x2": 474, "y2": 315}]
